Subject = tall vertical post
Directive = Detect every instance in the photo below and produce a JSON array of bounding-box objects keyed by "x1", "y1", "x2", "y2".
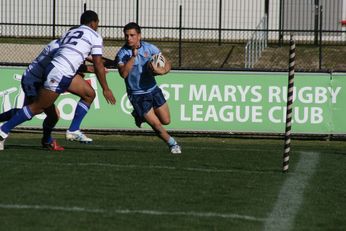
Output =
[
  {"x1": 52, "y1": 0, "x2": 56, "y2": 38},
  {"x1": 265, "y1": 0, "x2": 269, "y2": 20},
  {"x1": 278, "y1": 0, "x2": 284, "y2": 46},
  {"x1": 283, "y1": 34, "x2": 295, "y2": 173},
  {"x1": 265, "y1": 0, "x2": 269, "y2": 45},
  {"x1": 314, "y1": 0, "x2": 320, "y2": 46},
  {"x1": 218, "y1": 0, "x2": 222, "y2": 46},
  {"x1": 136, "y1": 0, "x2": 139, "y2": 23},
  {"x1": 319, "y1": 5, "x2": 323, "y2": 70},
  {"x1": 84, "y1": 3, "x2": 87, "y2": 12},
  {"x1": 179, "y1": 5, "x2": 182, "y2": 67}
]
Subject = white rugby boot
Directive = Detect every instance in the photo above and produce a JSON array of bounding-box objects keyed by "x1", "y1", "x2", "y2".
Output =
[
  {"x1": 66, "y1": 130, "x2": 93, "y2": 143},
  {"x1": 170, "y1": 144, "x2": 182, "y2": 154},
  {"x1": 0, "y1": 138, "x2": 4, "y2": 151},
  {"x1": 0, "y1": 128, "x2": 8, "y2": 151}
]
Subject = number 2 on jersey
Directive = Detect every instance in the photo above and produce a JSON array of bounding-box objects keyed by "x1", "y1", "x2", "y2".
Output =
[{"x1": 61, "y1": 31, "x2": 84, "y2": 46}]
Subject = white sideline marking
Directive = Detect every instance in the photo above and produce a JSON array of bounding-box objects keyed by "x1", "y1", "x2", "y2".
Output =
[
  {"x1": 1, "y1": 160, "x2": 271, "y2": 174},
  {"x1": 263, "y1": 151, "x2": 320, "y2": 231},
  {"x1": 77, "y1": 162, "x2": 270, "y2": 174},
  {"x1": 4, "y1": 143, "x2": 269, "y2": 153},
  {"x1": 0, "y1": 204, "x2": 264, "y2": 222}
]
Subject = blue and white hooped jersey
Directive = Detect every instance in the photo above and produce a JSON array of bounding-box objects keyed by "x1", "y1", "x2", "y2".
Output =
[
  {"x1": 52, "y1": 25, "x2": 103, "y2": 77},
  {"x1": 116, "y1": 41, "x2": 160, "y2": 95},
  {"x1": 23, "y1": 39, "x2": 60, "y2": 82}
]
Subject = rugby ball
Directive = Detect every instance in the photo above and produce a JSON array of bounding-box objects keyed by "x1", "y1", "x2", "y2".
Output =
[{"x1": 151, "y1": 53, "x2": 166, "y2": 68}]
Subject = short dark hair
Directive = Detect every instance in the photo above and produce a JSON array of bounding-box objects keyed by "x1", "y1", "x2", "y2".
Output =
[
  {"x1": 80, "y1": 10, "x2": 99, "y2": 25},
  {"x1": 69, "y1": 25, "x2": 79, "y2": 31},
  {"x1": 123, "y1": 22, "x2": 141, "y2": 34}
]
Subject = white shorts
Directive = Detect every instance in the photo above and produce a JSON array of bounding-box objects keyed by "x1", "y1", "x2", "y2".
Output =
[{"x1": 44, "y1": 63, "x2": 73, "y2": 93}]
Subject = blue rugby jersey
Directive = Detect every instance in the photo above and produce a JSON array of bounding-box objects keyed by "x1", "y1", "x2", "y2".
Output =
[{"x1": 116, "y1": 41, "x2": 160, "y2": 94}]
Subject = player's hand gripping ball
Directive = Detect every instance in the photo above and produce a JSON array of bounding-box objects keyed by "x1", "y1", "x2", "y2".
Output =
[
  {"x1": 149, "y1": 53, "x2": 171, "y2": 75},
  {"x1": 152, "y1": 53, "x2": 166, "y2": 67}
]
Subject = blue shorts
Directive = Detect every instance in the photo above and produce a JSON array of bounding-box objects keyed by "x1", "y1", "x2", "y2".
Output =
[
  {"x1": 128, "y1": 86, "x2": 166, "y2": 119},
  {"x1": 21, "y1": 71, "x2": 44, "y2": 105},
  {"x1": 21, "y1": 75, "x2": 42, "y2": 98}
]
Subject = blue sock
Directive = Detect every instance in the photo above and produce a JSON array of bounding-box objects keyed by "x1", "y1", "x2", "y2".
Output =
[
  {"x1": 68, "y1": 100, "x2": 90, "y2": 132},
  {"x1": 1, "y1": 106, "x2": 33, "y2": 134},
  {"x1": 167, "y1": 136, "x2": 177, "y2": 147},
  {"x1": 0, "y1": 108, "x2": 20, "y2": 122}
]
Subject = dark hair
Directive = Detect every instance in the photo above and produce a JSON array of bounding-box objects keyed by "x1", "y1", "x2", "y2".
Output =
[
  {"x1": 80, "y1": 10, "x2": 99, "y2": 25},
  {"x1": 69, "y1": 25, "x2": 79, "y2": 31},
  {"x1": 123, "y1": 22, "x2": 141, "y2": 34}
]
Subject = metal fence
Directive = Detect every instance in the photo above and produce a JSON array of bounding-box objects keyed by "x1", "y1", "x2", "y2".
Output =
[
  {"x1": 0, "y1": 0, "x2": 346, "y2": 71},
  {"x1": 245, "y1": 15, "x2": 268, "y2": 69}
]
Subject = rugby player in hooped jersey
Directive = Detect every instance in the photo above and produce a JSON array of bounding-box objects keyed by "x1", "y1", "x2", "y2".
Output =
[
  {"x1": 0, "y1": 38, "x2": 100, "y2": 150},
  {"x1": 116, "y1": 22, "x2": 181, "y2": 154},
  {"x1": 0, "y1": 10, "x2": 116, "y2": 151}
]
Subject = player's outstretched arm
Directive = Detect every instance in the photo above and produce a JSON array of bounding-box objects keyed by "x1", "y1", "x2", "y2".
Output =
[
  {"x1": 102, "y1": 57, "x2": 116, "y2": 68},
  {"x1": 77, "y1": 64, "x2": 94, "y2": 74},
  {"x1": 92, "y1": 55, "x2": 116, "y2": 104},
  {"x1": 80, "y1": 56, "x2": 109, "y2": 74}
]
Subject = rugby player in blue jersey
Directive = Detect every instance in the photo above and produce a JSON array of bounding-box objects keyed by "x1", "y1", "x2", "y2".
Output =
[
  {"x1": 116, "y1": 22, "x2": 181, "y2": 154},
  {"x1": 0, "y1": 10, "x2": 116, "y2": 151}
]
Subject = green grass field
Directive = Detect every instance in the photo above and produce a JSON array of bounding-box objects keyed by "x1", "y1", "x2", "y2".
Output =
[{"x1": 0, "y1": 132, "x2": 345, "y2": 230}]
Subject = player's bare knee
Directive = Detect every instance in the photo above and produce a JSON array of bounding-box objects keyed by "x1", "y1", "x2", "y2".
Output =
[
  {"x1": 83, "y1": 89, "x2": 96, "y2": 104},
  {"x1": 161, "y1": 118, "x2": 171, "y2": 125},
  {"x1": 89, "y1": 88, "x2": 96, "y2": 100}
]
